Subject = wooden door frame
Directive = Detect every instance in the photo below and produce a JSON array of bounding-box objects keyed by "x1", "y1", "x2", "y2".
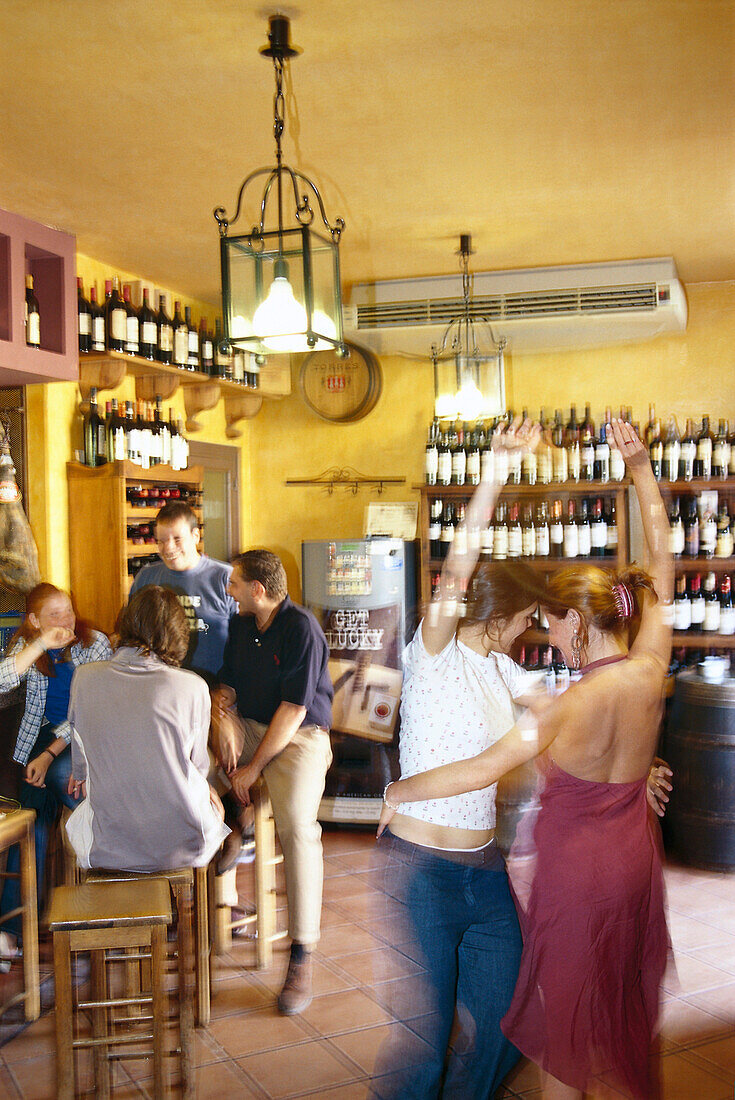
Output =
[{"x1": 187, "y1": 441, "x2": 241, "y2": 559}]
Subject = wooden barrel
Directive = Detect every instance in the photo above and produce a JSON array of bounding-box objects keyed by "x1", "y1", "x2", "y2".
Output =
[
  {"x1": 663, "y1": 669, "x2": 735, "y2": 871},
  {"x1": 299, "y1": 341, "x2": 382, "y2": 423}
]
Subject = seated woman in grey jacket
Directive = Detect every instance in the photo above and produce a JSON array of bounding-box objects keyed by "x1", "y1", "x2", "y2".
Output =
[{"x1": 66, "y1": 585, "x2": 228, "y2": 871}]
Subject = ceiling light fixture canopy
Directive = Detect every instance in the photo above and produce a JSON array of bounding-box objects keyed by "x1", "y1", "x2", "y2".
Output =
[
  {"x1": 431, "y1": 234, "x2": 506, "y2": 421},
  {"x1": 214, "y1": 14, "x2": 346, "y2": 360}
]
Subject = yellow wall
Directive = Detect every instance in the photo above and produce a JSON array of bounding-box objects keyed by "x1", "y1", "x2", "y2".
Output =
[
  {"x1": 247, "y1": 280, "x2": 735, "y2": 600},
  {"x1": 27, "y1": 252, "x2": 251, "y2": 588},
  {"x1": 25, "y1": 275, "x2": 735, "y2": 598}
]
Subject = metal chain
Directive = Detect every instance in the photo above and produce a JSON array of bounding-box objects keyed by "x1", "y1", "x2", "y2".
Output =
[{"x1": 273, "y1": 57, "x2": 285, "y2": 161}]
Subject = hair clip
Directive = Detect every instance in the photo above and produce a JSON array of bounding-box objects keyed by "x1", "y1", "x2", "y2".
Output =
[{"x1": 612, "y1": 582, "x2": 634, "y2": 620}]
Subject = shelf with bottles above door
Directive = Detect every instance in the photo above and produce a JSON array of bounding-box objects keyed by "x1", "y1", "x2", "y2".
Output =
[{"x1": 76, "y1": 275, "x2": 291, "y2": 434}]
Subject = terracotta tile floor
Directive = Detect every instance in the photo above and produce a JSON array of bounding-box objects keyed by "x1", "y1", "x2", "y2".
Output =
[{"x1": 1, "y1": 830, "x2": 734, "y2": 1098}]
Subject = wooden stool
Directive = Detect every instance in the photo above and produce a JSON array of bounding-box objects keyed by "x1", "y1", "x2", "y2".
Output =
[
  {"x1": 214, "y1": 777, "x2": 285, "y2": 968},
  {"x1": 86, "y1": 864, "x2": 209, "y2": 1031},
  {"x1": 0, "y1": 808, "x2": 40, "y2": 1022},
  {"x1": 60, "y1": 806, "x2": 82, "y2": 887},
  {"x1": 48, "y1": 879, "x2": 174, "y2": 1100}
]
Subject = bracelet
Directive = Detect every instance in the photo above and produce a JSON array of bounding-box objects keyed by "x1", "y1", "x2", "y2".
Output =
[
  {"x1": 383, "y1": 782, "x2": 402, "y2": 810},
  {"x1": 43, "y1": 748, "x2": 58, "y2": 760}
]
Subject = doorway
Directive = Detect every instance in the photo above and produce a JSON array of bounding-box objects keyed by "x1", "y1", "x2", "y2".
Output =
[{"x1": 187, "y1": 441, "x2": 241, "y2": 561}]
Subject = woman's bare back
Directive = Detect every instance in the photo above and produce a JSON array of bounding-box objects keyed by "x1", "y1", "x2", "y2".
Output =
[{"x1": 548, "y1": 655, "x2": 665, "y2": 784}]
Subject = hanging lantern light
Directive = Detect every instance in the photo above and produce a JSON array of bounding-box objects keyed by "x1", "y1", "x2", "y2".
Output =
[
  {"x1": 214, "y1": 14, "x2": 346, "y2": 360},
  {"x1": 431, "y1": 234, "x2": 506, "y2": 421}
]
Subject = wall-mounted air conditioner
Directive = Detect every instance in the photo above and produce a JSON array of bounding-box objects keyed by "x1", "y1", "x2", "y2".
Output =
[{"x1": 344, "y1": 257, "x2": 687, "y2": 357}]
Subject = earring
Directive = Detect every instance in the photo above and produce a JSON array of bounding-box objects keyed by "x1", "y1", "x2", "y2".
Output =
[{"x1": 571, "y1": 631, "x2": 583, "y2": 670}]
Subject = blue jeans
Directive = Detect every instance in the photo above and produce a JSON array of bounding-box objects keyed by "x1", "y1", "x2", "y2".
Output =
[
  {"x1": 1, "y1": 726, "x2": 80, "y2": 940},
  {"x1": 370, "y1": 831, "x2": 522, "y2": 1100}
]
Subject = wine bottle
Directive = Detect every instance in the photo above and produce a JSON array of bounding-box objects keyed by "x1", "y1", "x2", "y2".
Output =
[
  {"x1": 695, "y1": 416, "x2": 714, "y2": 480},
  {"x1": 684, "y1": 498, "x2": 699, "y2": 558},
  {"x1": 437, "y1": 430, "x2": 452, "y2": 487},
  {"x1": 136, "y1": 400, "x2": 151, "y2": 471},
  {"x1": 522, "y1": 441, "x2": 537, "y2": 486},
  {"x1": 580, "y1": 404, "x2": 595, "y2": 481},
  {"x1": 439, "y1": 502, "x2": 455, "y2": 560},
  {"x1": 535, "y1": 501, "x2": 550, "y2": 558},
  {"x1": 668, "y1": 497, "x2": 684, "y2": 558},
  {"x1": 679, "y1": 418, "x2": 697, "y2": 481},
  {"x1": 492, "y1": 502, "x2": 509, "y2": 561},
  {"x1": 83, "y1": 388, "x2": 107, "y2": 467},
  {"x1": 122, "y1": 284, "x2": 139, "y2": 356},
  {"x1": 25, "y1": 275, "x2": 40, "y2": 348},
  {"x1": 169, "y1": 409, "x2": 181, "y2": 471},
  {"x1": 200, "y1": 319, "x2": 214, "y2": 374},
  {"x1": 590, "y1": 497, "x2": 607, "y2": 557},
  {"x1": 662, "y1": 417, "x2": 681, "y2": 483},
  {"x1": 185, "y1": 306, "x2": 200, "y2": 371},
  {"x1": 563, "y1": 499, "x2": 579, "y2": 558},
  {"x1": 552, "y1": 410, "x2": 568, "y2": 483},
  {"x1": 550, "y1": 499, "x2": 564, "y2": 559},
  {"x1": 565, "y1": 405, "x2": 581, "y2": 482},
  {"x1": 605, "y1": 498, "x2": 618, "y2": 557},
  {"x1": 429, "y1": 498, "x2": 442, "y2": 559},
  {"x1": 508, "y1": 503, "x2": 523, "y2": 559},
  {"x1": 577, "y1": 498, "x2": 592, "y2": 557},
  {"x1": 715, "y1": 500, "x2": 733, "y2": 558},
  {"x1": 673, "y1": 575, "x2": 691, "y2": 632},
  {"x1": 157, "y1": 294, "x2": 173, "y2": 365},
  {"x1": 450, "y1": 424, "x2": 466, "y2": 486},
  {"x1": 609, "y1": 426, "x2": 626, "y2": 482},
  {"x1": 108, "y1": 397, "x2": 126, "y2": 462},
  {"x1": 713, "y1": 419, "x2": 730, "y2": 479},
  {"x1": 105, "y1": 276, "x2": 126, "y2": 353},
  {"x1": 480, "y1": 515, "x2": 494, "y2": 561},
  {"x1": 521, "y1": 504, "x2": 536, "y2": 558},
  {"x1": 466, "y1": 426, "x2": 481, "y2": 486},
  {"x1": 89, "y1": 286, "x2": 105, "y2": 352},
  {"x1": 125, "y1": 400, "x2": 139, "y2": 465},
  {"x1": 720, "y1": 575, "x2": 735, "y2": 635},
  {"x1": 138, "y1": 288, "x2": 157, "y2": 360},
  {"x1": 703, "y1": 572, "x2": 720, "y2": 633},
  {"x1": 425, "y1": 421, "x2": 439, "y2": 486},
  {"x1": 77, "y1": 277, "x2": 92, "y2": 354},
  {"x1": 594, "y1": 423, "x2": 610, "y2": 483},
  {"x1": 454, "y1": 502, "x2": 468, "y2": 557},
  {"x1": 155, "y1": 396, "x2": 171, "y2": 467},
  {"x1": 689, "y1": 574, "x2": 705, "y2": 632},
  {"x1": 213, "y1": 318, "x2": 232, "y2": 379},
  {"x1": 172, "y1": 301, "x2": 188, "y2": 369},
  {"x1": 699, "y1": 500, "x2": 717, "y2": 559},
  {"x1": 480, "y1": 425, "x2": 495, "y2": 484},
  {"x1": 537, "y1": 409, "x2": 552, "y2": 484}
]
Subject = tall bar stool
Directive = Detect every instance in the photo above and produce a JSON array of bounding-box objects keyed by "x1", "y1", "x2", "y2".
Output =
[
  {"x1": 214, "y1": 776, "x2": 286, "y2": 968},
  {"x1": 48, "y1": 878, "x2": 174, "y2": 1100},
  {"x1": 0, "y1": 807, "x2": 40, "y2": 1022}
]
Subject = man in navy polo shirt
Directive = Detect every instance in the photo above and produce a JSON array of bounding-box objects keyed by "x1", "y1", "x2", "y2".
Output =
[{"x1": 215, "y1": 549, "x2": 333, "y2": 1015}]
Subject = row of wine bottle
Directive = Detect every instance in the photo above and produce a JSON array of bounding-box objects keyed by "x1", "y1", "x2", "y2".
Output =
[
  {"x1": 425, "y1": 404, "x2": 735, "y2": 486},
  {"x1": 77, "y1": 276, "x2": 260, "y2": 386},
  {"x1": 429, "y1": 496, "x2": 619, "y2": 563},
  {"x1": 673, "y1": 573, "x2": 735, "y2": 634},
  {"x1": 82, "y1": 388, "x2": 190, "y2": 470},
  {"x1": 517, "y1": 643, "x2": 735, "y2": 685},
  {"x1": 668, "y1": 496, "x2": 733, "y2": 559}
]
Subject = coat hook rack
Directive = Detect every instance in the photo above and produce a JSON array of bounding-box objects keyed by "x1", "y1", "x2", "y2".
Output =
[{"x1": 285, "y1": 467, "x2": 405, "y2": 495}]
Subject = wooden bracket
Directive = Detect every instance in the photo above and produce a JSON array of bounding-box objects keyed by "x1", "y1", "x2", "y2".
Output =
[
  {"x1": 183, "y1": 382, "x2": 221, "y2": 432},
  {"x1": 224, "y1": 393, "x2": 263, "y2": 438},
  {"x1": 78, "y1": 358, "x2": 128, "y2": 410},
  {"x1": 135, "y1": 374, "x2": 181, "y2": 402}
]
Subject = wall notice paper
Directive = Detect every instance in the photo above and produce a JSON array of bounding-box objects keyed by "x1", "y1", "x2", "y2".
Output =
[{"x1": 364, "y1": 502, "x2": 418, "y2": 540}]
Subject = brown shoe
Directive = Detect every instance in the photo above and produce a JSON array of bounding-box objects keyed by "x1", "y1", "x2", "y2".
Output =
[{"x1": 277, "y1": 951, "x2": 313, "y2": 1015}]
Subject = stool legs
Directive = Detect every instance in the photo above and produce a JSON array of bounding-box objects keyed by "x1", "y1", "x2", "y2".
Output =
[
  {"x1": 253, "y1": 786, "x2": 277, "y2": 969},
  {"x1": 172, "y1": 881, "x2": 195, "y2": 1098},
  {"x1": 53, "y1": 929, "x2": 75, "y2": 1100},
  {"x1": 90, "y1": 951, "x2": 111, "y2": 1099},
  {"x1": 194, "y1": 866, "x2": 210, "y2": 1026},
  {"x1": 150, "y1": 924, "x2": 169, "y2": 1100},
  {"x1": 19, "y1": 819, "x2": 40, "y2": 1020}
]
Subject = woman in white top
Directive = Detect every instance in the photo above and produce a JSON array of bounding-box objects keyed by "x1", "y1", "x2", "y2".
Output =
[{"x1": 371, "y1": 423, "x2": 542, "y2": 1100}]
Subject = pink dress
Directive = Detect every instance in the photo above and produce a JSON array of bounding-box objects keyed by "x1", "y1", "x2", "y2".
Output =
[{"x1": 501, "y1": 662, "x2": 669, "y2": 1098}]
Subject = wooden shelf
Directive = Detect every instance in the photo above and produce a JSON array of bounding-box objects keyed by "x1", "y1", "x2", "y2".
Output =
[
  {"x1": 673, "y1": 557, "x2": 735, "y2": 571},
  {"x1": 78, "y1": 351, "x2": 290, "y2": 429},
  {"x1": 426, "y1": 555, "x2": 618, "y2": 570},
  {"x1": 671, "y1": 634, "x2": 735, "y2": 648},
  {"x1": 659, "y1": 479, "x2": 735, "y2": 493}
]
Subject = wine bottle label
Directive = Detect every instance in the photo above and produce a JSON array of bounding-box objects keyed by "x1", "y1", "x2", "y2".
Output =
[
  {"x1": 685, "y1": 529, "x2": 699, "y2": 556},
  {"x1": 437, "y1": 454, "x2": 452, "y2": 485},
  {"x1": 78, "y1": 312, "x2": 91, "y2": 335},
  {"x1": 674, "y1": 600, "x2": 692, "y2": 631},
  {"x1": 428, "y1": 521, "x2": 440, "y2": 541},
  {"x1": 454, "y1": 528, "x2": 468, "y2": 556},
  {"x1": 93, "y1": 317, "x2": 106, "y2": 349},
  {"x1": 713, "y1": 441, "x2": 730, "y2": 473},
  {"x1": 690, "y1": 599, "x2": 705, "y2": 625},
  {"x1": 663, "y1": 442, "x2": 680, "y2": 481},
  {"x1": 113, "y1": 427, "x2": 126, "y2": 461},
  {"x1": 522, "y1": 453, "x2": 537, "y2": 484},
  {"x1": 550, "y1": 522, "x2": 564, "y2": 547},
  {"x1": 581, "y1": 444, "x2": 595, "y2": 474},
  {"x1": 535, "y1": 527, "x2": 550, "y2": 556},
  {"x1": 697, "y1": 438, "x2": 712, "y2": 465},
  {"x1": 522, "y1": 529, "x2": 536, "y2": 557},
  {"x1": 188, "y1": 331, "x2": 199, "y2": 353},
  {"x1": 161, "y1": 427, "x2": 171, "y2": 466},
  {"x1": 537, "y1": 451, "x2": 552, "y2": 484},
  {"x1": 467, "y1": 452, "x2": 481, "y2": 480},
  {"x1": 591, "y1": 522, "x2": 607, "y2": 549},
  {"x1": 481, "y1": 526, "x2": 494, "y2": 552},
  {"x1": 159, "y1": 325, "x2": 173, "y2": 352},
  {"x1": 567, "y1": 447, "x2": 581, "y2": 481},
  {"x1": 680, "y1": 442, "x2": 696, "y2": 478},
  {"x1": 174, "y1": 330, "x2": 188, "y2": 364},
  {"x1": 578, "y1": 526, "x2": 592, "y2": 556},
  {"x1": 508, "y1": 528, "x2": 523, "y2": 557},
  {"x1": 492, "y1": 529, "x2": 508, "y2": 560},
  {"x1": 669, "y1": 522, "x2": 685, "y2": 556},
  {"x1": 720, "y1": 606, "x2": 735, "y2": 635},
  {"x1": 494, "y1": 450, "x2": 509, "y2": 484},
  {"x1": 141, "y1": 321, "x2": 157, "y2": 345},
  {"x1": 126, "y1": 316, "x2": 139, "y2": 346},
  {"x1": 607, "y1": 526, "x2": 618, "y2": 549},
  {"x1": 716, "y1": 530, "x2": 734, "y2": 557},
  {"x1": 553, "y1": 450, "x2": 568, "y2": 482},
  {"x1": 610, "y1": 449, "x2": 625, "y2": 481},
  {"x1": 451, "y1": 453, "x2": 466, "y2": 483},
  {"x1": 700, "y1": 519, "x2": 717, "y2": 555},
  {"x1": 425, "y1": 450, "x2": 438, "y2": 482},
  {"x1": 703, "y1": 602, "x2": 721, "y2": 632},
  {"x1": 563, "y1": 526, "x2": 579, "y2": 557},
  {"x1": 27, "y1": 313, "x2": 40, "y2": 345},
  {"x1": 202, "y1": 339, "x2": 213, "y2": 360},
  {"x1": 481, "y1": 449, "x2": 495, "y2": 482},
  {"x1": 111, "y1": 307, "x2": 126, "y2": 342}
]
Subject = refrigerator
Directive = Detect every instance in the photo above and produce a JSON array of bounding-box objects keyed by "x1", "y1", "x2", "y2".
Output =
[{"x1": 302, "y1": 537, "x2": 417, "y2": 825}]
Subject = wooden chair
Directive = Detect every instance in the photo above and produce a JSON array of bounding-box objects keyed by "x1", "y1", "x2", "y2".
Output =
[
  {"x1": 0, "y1": 808, "x2": 40, "y2": 1022},
  {"x1": 214, "y1": 776, "x2": 285, "y2": 968},
  {"x1": 48, "y1": 878, "x2": 177, "y2": 1100}
]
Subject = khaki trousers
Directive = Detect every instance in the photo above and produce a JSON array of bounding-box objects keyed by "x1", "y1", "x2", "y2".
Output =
[{"x1": 234, "y1": 718, "x2": 332, "y2": 946}]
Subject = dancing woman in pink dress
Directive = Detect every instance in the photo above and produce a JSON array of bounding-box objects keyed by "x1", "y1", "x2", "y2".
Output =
[{"x1": 378, "y1": 419, "x2": 673, "y2": 1100}]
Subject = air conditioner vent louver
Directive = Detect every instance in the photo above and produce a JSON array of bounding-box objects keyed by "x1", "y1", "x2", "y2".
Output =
[
  {"x1": 346, "y1": 259, "x2": 687, "y2": 355},
  {"x1": 356, "y1": 284, "x2": 658, "y2": 331}
]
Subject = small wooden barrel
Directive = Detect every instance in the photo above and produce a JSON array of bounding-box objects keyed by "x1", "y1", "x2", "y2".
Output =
[
  {"x1": 663, "y1": 669, "x2": 735, "y2": 871},
  {"x1": 299, "y1": 342, "x2": 382, "y2": 423}
]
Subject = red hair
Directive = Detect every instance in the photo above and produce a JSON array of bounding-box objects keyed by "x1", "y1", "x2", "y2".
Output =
[
  {"x1": 544, "y1": 564, "x2": 657, "y2": 648},
  {"x1": 11, "y1": 583, "x2": 95, "y2": 678}
]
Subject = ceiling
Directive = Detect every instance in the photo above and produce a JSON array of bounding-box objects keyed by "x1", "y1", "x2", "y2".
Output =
[{"x1": 2, "y1": 0, "x2": 734, "y2": 306}]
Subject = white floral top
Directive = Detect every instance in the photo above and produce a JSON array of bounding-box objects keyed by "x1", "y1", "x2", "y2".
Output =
[{"x1": 398, "y1": 624, "x2": 534, "y2": 830}]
